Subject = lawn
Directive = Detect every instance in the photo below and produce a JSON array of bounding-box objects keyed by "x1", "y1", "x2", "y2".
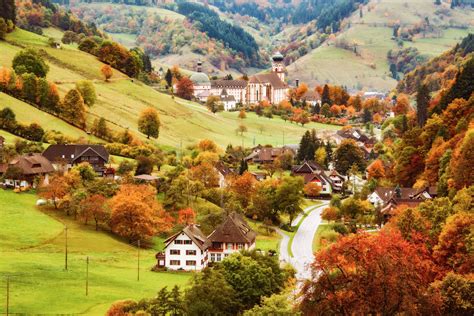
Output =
[
  {"x1": 312, "y1": 223, "x2": 334, "y2": 253},
  {"x1": 0, "y1": 190, "x2": 190, "y2": 315}
]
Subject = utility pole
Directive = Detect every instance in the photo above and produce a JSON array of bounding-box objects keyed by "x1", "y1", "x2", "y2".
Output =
[
  {"x1": 85, "y1": 256, "x2": 89, "y2": 296},
  {"x1": 65, "y1": 226, "x2": 68, "y2": 271},
  {"x1": 6, "y1": 276, "x2": 9, "y2": 316},
  {"x1": 137, "y1": 240, "x2": 140, "y2": 282}
]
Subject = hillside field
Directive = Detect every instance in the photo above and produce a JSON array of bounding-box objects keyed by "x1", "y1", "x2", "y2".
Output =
[
  {"x1": 0, "y1": 28, "x2": 340, "y2": 150},
  {"x1": 0, "y1": 190, "x2": 191, "y2": 315},
  {"x1": 287, "y1": 0, "x2": 474, "y2": 91}
]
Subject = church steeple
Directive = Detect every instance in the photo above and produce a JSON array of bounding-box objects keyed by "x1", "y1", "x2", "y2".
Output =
[{"x1": 271, "y1": 52, "x2": 285, "y2": 82}]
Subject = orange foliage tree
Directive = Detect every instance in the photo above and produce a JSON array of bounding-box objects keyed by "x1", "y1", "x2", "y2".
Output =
[
  {"x1": 79, "y1": 194, "x2": 108, "y2": 230},
  {"x1": 176, "y1": 77, "x2": 194, "y2": 100},
  {"x1": 393, "y1": 94, "x2": 410, "y2": 115},
  {"x1": 197, "y1": 139, "x2": 219, "y2": 153},
  {"x1": 300, "y1": 230, "x2": 438, "y2": 315},
  {"x1": 303, "y1": 182, "x2": 322, "y2": 197},
  {"x1": 449, "y1": 128, "x2": 474, "y2": 189},
  {"x1": 321, "y1": 206, "x2": 339, "y2": 222},
  {"x1": 101, "y1": 64, "x2": 113, "y2": 81},
  {"x1": 230, "y1": 172, "x2": 256, "y2": 209},
  {"x1": 39, "y1": 176, "x2": 70, "y2": 209},
  {"x1": 188, "y1": 162, "x2": 219, "y2": 189},
  {"x1": 178, "y1": 207, "x2": 196, "y2": 225},
  {"x1": 367, "y1": 159, "x2": 386, "y2": 180},
  {"x1": 109, "y1": 184, "x2": 173, "y2": 242}
]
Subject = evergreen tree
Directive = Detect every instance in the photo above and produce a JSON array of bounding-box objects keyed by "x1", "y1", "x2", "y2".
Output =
[
  {"x1": 0, "y1": 18, "x2": 7, "y2": 40},
  {"x1": 416, "y1": 84, "x2": 430, "y2": 127},
  {"x1": 363, "y1": 108, "x2": 372, "y2": 123},
  {"x1": 165, "y1": 69, "x2": 173, "y2": 88},
  {"x1": 321, "y1": 84, "x2": 331, "y2": 105},
  {"x1": 297, "y1": 129, "x2": 320, "y2": 162},
  {"x1": 0, "y1": 0, "x2": 16, "y2": 24},
  {"x1": 239, "y1": 159, "x2": 248, "y2": 175},
  {"x1": 325, "y1": 141, "x2": 333, "y2": 166}
]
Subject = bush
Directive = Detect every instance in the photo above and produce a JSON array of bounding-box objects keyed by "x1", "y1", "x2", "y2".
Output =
[
  {"x1": 12, "y1": 49, "x2": 49, "y2": 78},
  {"x1": 332, "y1": 222, "x2": 349, "y2": 235}
]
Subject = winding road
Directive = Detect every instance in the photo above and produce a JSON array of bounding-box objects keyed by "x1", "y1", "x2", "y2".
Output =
[{"x1": 278, "y1": 201, "x2": 330, "y2": 280}]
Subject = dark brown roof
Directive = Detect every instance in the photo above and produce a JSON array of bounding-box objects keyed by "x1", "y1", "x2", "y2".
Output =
[
  {"x1": 165, "y1": 224, "x2": 208, "y2": 251},
  {"x1": 246, "y1": 147, "x2": 295, "y2": 162},
  {"x1": 220, "y1": 89, "x2": 236, "y2": 102},
  {"x1": 248, "y1": 73, "x2": 287, "y2": 89},
  {"x1": 381, "y1": 198, "x2": 423, "y2": 215},
  {"x1": 211, "y1": 79, "x2": 247, "y2": 89},
  {"x1": 302, "y1": 90, "x2": 321, "y2": 101},
  {"x1": 4, "y1": 154, "x2": 55, "y2": 175},
  {"x1": 215, "y1": 161, "x2": 234, "y2": 177},
  {"x1": 291, "y1": 160, "x2": 325, "y2": 174},
  {"x1": 207, "y1": 212, "x2": 257, "y2": 245},
  {"x1": 374, "y1": 187, "x2": 419, "y2": 203},
  {"x1": 43, "y1": 144, "x2": 109, "y2": 163}
]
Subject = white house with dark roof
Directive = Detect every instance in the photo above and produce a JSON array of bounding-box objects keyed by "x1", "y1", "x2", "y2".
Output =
[{"x1": 161, "y1": 224, "x2": 209, "y2": 271}]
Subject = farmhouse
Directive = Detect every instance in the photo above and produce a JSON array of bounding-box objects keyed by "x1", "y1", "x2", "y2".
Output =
[
  {"x1": 291, "y1": 160, "x2": 345, "y2": 195},
  {"x1": 160, "y1": 224, "x2": 209, "y2": 271},
  {"x1": 0, "y1": 153, "x2": 54, "y2": 188},
  {"x1": 43, "y1": 144, "x2": 109, "y2": 176},
  {"x1": 215, "y1": 161, "x2": 235, "y2": 188},
  {"x1": 245, "y1": 145, "x2": 295, "y2": 164},
  {"x1": 368, "y1": 186, "x2": 437, "y2": 221},
  {"x1": 157, "y1": 212, "x2": 256, "y2": 271},
  {"x1": 207, "y1": 212, "x2": 257, "y2": 263}
]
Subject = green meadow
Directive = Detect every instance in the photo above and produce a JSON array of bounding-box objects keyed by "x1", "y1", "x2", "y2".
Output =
[{"x1": 0, "y1": 190, "x2": 190, "y2": 315}]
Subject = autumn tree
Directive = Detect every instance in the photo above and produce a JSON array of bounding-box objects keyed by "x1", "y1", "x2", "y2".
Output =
[
  {"x1": 176, "y1": 77, "x2": 194, "y2": 100},
  {"x1": 101, "y1": 64, "x2": 113, "y2": 81},
  {"x1": 433, "y1": 212, "x2": 474, "y2": 274},
  {"x1": 236, "y1": 124, "x2": 247, "y2": 136},
  {"x1": 75, "y1": 80, "x2": 97, "y2": 106},
  {"x1": 0, "y1": 18, "x2": 6, "y2": 40},
  {"x1": 206, "y1": 95, "x2": 223, "y2": 113},
  {"x1": 138, "y1": 107, "x2": 160, "y2": 139},
  {"x1": 178, "y1": 208, "x2": 196, "y2": 225},
  {"x1": 12, "y1": 49, "x2": 49, "y2": 78},
  {"x1": 367, "y1": 159, "x2": 386, "y2": 180},
  {"x1": 238, "y1": 109, "x2": 246, "y2": 119},
  {"x1": 300, "y1": 231, "x2": 438, "y2": 315},
  {"x1": 79, "y1": 194, "x2": 108, "y2": 230},
  {"x1": 333, "y1": 139, "x2": 366, "y2": 175},
  {"x1": 304, "y1": 182, "x2": 322, "y2": 197},
  {"x1": 189, "y1": 162, "x2": 219, "y2": 189},
  {"x1": 449, "y1": 129, "x2": 474, "y2": 189},
  {"x1": 394, "y1": 94, "x2": 410, "y2": 115},
  {"x1": 110, "y1": 184, "x2": 173, "y2": 242},
  {"x1": 197, "y1": 139, "x2": 219, "y2": 153},
  {"x1": 230, "y1": 172, "x2": 256, "y2": 209},
  {"x1": 61, "y1": 88, "x2": 86, "y2": 128},
  {"x1": 428, "y1": 272, "x2": 474, "y2": 315},
  {"x1": 321, "y1": 206, "x2": 339, "y2": 222},
  {"x1": 276, "y1": 176, "x2": 304, "y2": 225},
  {"x1": 39, "y1": 176, "x2": 70, "y2": 209}
]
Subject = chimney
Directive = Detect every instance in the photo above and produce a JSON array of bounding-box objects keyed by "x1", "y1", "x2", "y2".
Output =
[
  {"x1": 296, "y1": 79, "x2": 299, "y2": 87},
  {"x1": 197, "y1": 61, "x2": 202, "y2": 73}
]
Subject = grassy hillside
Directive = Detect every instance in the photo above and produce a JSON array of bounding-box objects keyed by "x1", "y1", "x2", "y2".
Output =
[
  {"x1": 0, "y1": 190, "x2": 190, "y2": 315},
  {"x1": 0, "y1": 28, "x2": 339, "y2": 150},
  {"x1": 287, "y1": 0, "x2": 474, "y2": 91}
]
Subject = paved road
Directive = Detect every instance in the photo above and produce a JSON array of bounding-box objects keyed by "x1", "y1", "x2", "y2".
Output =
[{"x1": 290, "y1": 201, "x2": 330, "y2": 280}]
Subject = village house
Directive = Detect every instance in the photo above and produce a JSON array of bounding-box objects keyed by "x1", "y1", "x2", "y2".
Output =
[
  {"x1": 368, "y1": 186, "x2": 437, "y2": 221},
  {"x1": 210, "y1": 80, "x2": 247, "y2": 105},
  {"x1": 206, "y1": 212, "x2": 257, "y2": 263},
  {"x1": 245, "y1": 145, "x2": 296, "y2": 164},
  {"x1": 42, "y1": 144, "x2": 109, "y2": 176},
  {"x1": 215, "y1": 161, "x2": 235, "y2": 188},
  {"x1": 0, "y1": 153, "x2": 54, "y2": 189},
  {"x1": 301, "y1": 90, "x2": 322, "y2": 107},
  {"x1": 160, "y1": 224, "x2": 209, "y2": 271},
  {"x1": 218, "y1": 88, "x2": 237, "y2": 111},
  {"x1": 157, "y1": 212, "x2": 256, "y2": 271},
  {"x1": 291, "y1": 160, "x2": 345, "y2": 195}
]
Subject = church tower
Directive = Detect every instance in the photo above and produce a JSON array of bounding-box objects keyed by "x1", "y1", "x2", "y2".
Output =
[{"x1": 271, "y1": 51, "x2": 285, "y2": 82}]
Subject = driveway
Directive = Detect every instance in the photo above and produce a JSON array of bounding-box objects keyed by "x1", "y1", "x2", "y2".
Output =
[{"x1": 290, "y1": 201, "x2": 330, "y2": 280}]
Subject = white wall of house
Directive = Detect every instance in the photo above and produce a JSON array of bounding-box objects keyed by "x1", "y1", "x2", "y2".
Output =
[
  {"x1": 311, "y1": 178, "x2": 332, "y2": 195},
  {"x1": 165, "y1": 233, "x2": 207, "y2": 271},
  {"x1": 368, "y1": 192, "x2": 384, "y2": 207},
  {"x1": 208, "y1": 242, "x2": 255, "y2": 262}
]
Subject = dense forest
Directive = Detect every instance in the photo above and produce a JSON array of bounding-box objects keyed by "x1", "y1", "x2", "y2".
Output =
[{"x1": 176, "y1": 2, "x2": 262, "y2": 66}]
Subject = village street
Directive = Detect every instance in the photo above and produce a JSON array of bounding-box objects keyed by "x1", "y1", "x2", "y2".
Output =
[{"x1": 279, "y1": 201, "x2": 330, "y2": 280}]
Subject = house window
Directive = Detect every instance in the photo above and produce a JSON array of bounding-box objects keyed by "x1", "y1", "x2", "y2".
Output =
[
  {"x1": 174, "y1": 240, "x2": 183, "y2": 244},
  {"x1": 186, "y1": 250, "x2": 196, "y2": 256},
  {"x1": 170, "y1": 260, "x2": 180, "y2": 266},
  {"x1": 170, "y1": 249, "x2": 180, "y2": 255},
  {"x1": 210, "y1": 253, "x2": 216, "y2": 262},
  {"x1": 216, "y1": 254, "x2": 222, "y2": 262},
  {"x1": 227, "y1": 243, "x2": 233, "y2": 250},
  {"x1": 186, "y1": 260, "x2": 196, "y2": 266},
  {"x1": 183, "y1": 240, "x2": 192, "y2": 245},
  {"x1": 238, "y1": 243, "x2": 244, "y2": 250}
]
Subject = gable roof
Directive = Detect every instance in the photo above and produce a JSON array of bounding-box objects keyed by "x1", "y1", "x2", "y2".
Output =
[
  {"x1": 2, "y1": 153, "x2": 55, "y2": 175},
  {"x1": 292, "y1": 160, "x2": 325, "y2": 174},
  {"x1": 215, "y1": 161, "x2": 234, "y2": 177},
  {"x1": 302, "y1": 90, "x2": 321, "y2": 101},
  {"x1": 248, "y1": 73, "x2": 287, "y2": 89},
  {"x1": 165, "y1": 224, "x2": 208, "y2": 251},
  {"x1": 220, "y1": 89, "x2": 236, "y2": 102},
  {"x1": 207, "y1": 212, "x2": 257, "y2": 245},
  {"x1": 43, "y1": 144, "x2": 109, "y2": 163},
  {"x1": 373, "y1": 186, "x2": 424, "y2": 204}
]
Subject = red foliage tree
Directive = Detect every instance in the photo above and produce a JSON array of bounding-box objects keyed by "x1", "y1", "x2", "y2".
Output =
[{"x1": 176, "y1": 77, "x2": 194, "y2": 100}]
